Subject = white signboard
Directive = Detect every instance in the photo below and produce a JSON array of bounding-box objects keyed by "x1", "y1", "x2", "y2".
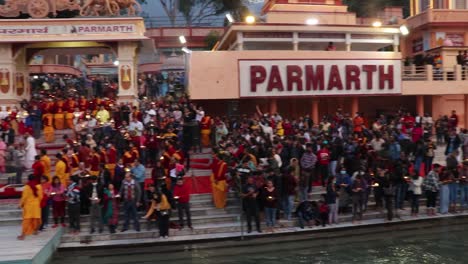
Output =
[
  {"x1": 239, "y1": 59, "x2": 401, "y2": 98},
  {"x1": 0, "y1": 24, "x2": 136, "y2": 35}
]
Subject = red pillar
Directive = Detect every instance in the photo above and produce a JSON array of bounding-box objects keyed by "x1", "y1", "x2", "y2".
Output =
[
  {"x1": 351, "y1": 97, "x2": 359, "y2": 115},
  {"x1": 269, "y1": 99, "x2": 278, "y2": 114},
  {"x1": 416, "y1": 95, "x2": 424, "y2": 116},
  {"x1": 312, "y1": 99, "x2": 319, "y2": 125}
]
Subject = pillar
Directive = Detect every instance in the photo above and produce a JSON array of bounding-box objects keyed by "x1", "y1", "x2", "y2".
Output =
[
  {"x1": 312, "y1": 99, "x2": 319, "y2": 125},
  {"x1": 0, "y1": 43, "x2": 17, "y2": 108},
  {"x1": 416, "y1": 95, "x2": 424, "y2": 116},
  {"x1": 117, "y1": 42, "x2": 139, "y2": 104},
  {"x1": 269, "y1": 98, "x2": 278, "y2": 114},
  {"x1": 351, "y1": 97, "x2": 359, "y2": 115},
  {"x1": 14, "y1": 48, "x2": 29, "y2": 101},
  {"x1": 465, "y1": 95, "x2": 468, "y2": 129}
]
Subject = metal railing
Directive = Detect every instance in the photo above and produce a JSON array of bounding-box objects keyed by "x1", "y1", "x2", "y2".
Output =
[
  {"x1": 402, "y1": 64, "x2": 468, "y2": 81},
  {"x1": 143, "y1": 16, "x2": 225, "y2": 28}
]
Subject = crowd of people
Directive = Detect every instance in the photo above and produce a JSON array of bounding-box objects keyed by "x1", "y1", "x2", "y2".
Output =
[{"x1": 4, "y1": 92, "x2": 468, "y2": 239}]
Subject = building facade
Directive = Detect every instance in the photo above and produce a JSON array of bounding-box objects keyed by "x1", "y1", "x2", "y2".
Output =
[{"x1": 187, "y1": 0, "x2": 468, "y2": 127}]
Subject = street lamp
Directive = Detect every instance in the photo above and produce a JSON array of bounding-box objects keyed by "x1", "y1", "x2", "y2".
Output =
[
  {"x1": 179, "y1": 36, "x2": 187, "y2": 44},
  {"x1": 306, "y1": 18, "x2": 319, "y2": 25},
  {"x1": 181, "y1": 47, "x2": 192, "y2": 54},
  {"x1": 399, "y1": 25, "x2": 409, "y2": 36},
  {"x1": 245, "y1": 15, "x2": 256, "y2": 24},
  {"x1": 226, "y1": 13, "x2": 234, "y2": 23}
]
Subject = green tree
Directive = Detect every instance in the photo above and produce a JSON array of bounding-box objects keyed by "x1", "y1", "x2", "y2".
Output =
[
  {"x1": 205, "y1": 30, "x2": 221, "y2": 50},
  {"x1": 343, "y1": 0, "x2": 410, "y2": 18}
]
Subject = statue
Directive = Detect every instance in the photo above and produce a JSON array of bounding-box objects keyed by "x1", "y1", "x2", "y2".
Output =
[
  {"x1": 114, "y1": 0, "x2": 142, "y2": 16},
  {"x1": 0, "y1": 0, "x2": 80, "y2": 19}
]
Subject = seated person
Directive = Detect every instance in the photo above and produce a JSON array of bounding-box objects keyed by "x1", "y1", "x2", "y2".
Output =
[{"x1": 296, "y1": 200, "x2": 320, "y2": 229}]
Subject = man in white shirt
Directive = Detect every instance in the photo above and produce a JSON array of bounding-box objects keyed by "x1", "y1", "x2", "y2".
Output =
[
  {"x1": 195, "y1": 106, "x2": 205, "y2": 122},
  {"x1": 128, "y1": 117, "x2": 144, "y2": 136}
]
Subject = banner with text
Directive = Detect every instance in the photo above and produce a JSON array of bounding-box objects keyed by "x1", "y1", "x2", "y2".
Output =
[
  {"x1": 239, "y1": 59, "x2": 401, "y2": 97},
  {"x1": 0, "y1": 24, "x2": 136, "y2": 36}
]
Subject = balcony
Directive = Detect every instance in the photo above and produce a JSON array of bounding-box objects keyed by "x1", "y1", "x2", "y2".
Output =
[
  {"x1": 406, "y1": 9, "x2": 468, "y2": 29},
  {"x1": 402, "y1": 64, "x2": 468, "y2": 95}
]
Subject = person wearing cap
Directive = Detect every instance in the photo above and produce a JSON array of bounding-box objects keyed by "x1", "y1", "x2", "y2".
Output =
[
  {"x1": 83, "y1": 175, "x2": 104, "y2": 234},
  {"x1": 173, "y1": 177, "x2": 192, "y2": 230}
]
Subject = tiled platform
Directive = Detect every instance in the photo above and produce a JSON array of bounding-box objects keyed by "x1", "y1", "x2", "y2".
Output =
[{"x1": 0, "y1": 226, "x2": 62, "y2": 264}]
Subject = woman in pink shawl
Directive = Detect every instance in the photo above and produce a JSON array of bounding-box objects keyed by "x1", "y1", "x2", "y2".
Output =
[{"x1": 0, "y1": 138, "x2": 7, "y2": 173}]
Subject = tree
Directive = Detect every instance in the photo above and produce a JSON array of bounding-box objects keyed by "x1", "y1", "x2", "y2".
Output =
[
  {"x1": 343, "y1": 0, "x2": 410, "y2": 18},
  {"x1": 205, "y1": 30, "x2": 221, "y2": 50},
  {"x1": 160, "y1": 0, "x2": 249, "y2": 26}
]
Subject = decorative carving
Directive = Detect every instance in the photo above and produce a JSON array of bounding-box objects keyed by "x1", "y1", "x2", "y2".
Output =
[
  {"x1": 0, "y1": 69, "x2": 10, "y2": 94},
  {"x1": 16, "y1": 73, "x2": 24, "y2": 96},
  {"x1": 120, "y1": 65, "x2": 131, "y2": 90},
  {"x1": 80, "y1": 0, "x2": 141, "y2": 17},
  {"x1": 0, "y1": 0, "x2": 80, "y2": 19}
]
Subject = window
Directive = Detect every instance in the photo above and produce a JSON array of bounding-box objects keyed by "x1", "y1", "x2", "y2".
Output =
[
  {"x1": 433, "y1": 0, "x2": 444, "y2": 9},
  {"x1": 454, "y1": 0, "x2": 467, "y2": 9},
  {"x1": 419, "y1": 0, "x2": 430, "y2": 12}
]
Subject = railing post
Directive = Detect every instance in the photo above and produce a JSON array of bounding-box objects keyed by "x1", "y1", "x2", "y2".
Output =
[
  {"x1": 455, "y1": 65, "x2": 462, "y2": 81},
  {"x1": 411, "y1": 64, "x2": 416, "y2": 75},
  {"x1": 425, "y1": 64, "x2": 433, "y2": 81}
]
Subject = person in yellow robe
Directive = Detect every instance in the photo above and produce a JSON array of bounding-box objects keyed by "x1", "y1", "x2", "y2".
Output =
[
  {"x1": 55, "y1": 153, "x2": 67, "y2": 186},
  {"x1": 65, "y1": 110, "x2": 75, "y2": 129},
  {"x1": 54, "y1": 108, "x2": 65, "y2": 130},
  {"x1": 17, "y1": 175, "x2": 43, "y2": 240},
  {"x1": 211, "y1": 155, "x2": 228, "y2": 209},
  {"x1": 42, "y1": 112, "x2": 55, "y2": 143},
  {"x1": 40, "y1": 149, "x2": 51, "y2": 182},
  {"x1": 200, "y1": 115, "x2": 212, "y2": 147}
]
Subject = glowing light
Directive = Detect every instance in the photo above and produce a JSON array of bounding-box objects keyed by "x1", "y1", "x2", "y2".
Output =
[
  {"x1": 399, "y1": 25, "x2": 409, "y2": 36},
  {"x1": 245, "y1": 15, "x2": 256, "y2": 24},
  {"x1": 181, "y1": 47, "x2": 192, "y2": 54},
  {"x1": 372, "y1": 21, "x2": 382, "y2": 27},
  {"x1": 226, "y1": 13, "x2": 234, "y2": 23},
  {"x1": 113, "y1": 60, "x2": 119, "y2": 66},
  {"x1": 306, "y1": 18, "x2": 319, "y2": 25},
  {"x1": 179, "y1": 36, "x2": 187, "y2": 44}
]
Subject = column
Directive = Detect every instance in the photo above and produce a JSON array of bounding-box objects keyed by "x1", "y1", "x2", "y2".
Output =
[
  {"x1": 0, "y1": 43, "x2": 16, "y2": 107},
  {"x1": 117, "y1": 42, "x2": 139, "y2": 104},
  {"x1": 351, "y1": 97, "x2": 359, "y2": 115},
  {"x1": 293, "y1": 32, "x2": 299, "y2": 51},
  {"x1": 312, "y1": 99, "x2": 319, "y2": 125},
  {"x1": 465, "y1": 95, "x2": 468, "y2": 129},
  {"x1": 14, "y1": 48, "x2": 29, "y2": 101},
  {"x1": 269, "y1": 98, "x2": 278, "y2": 114},
  {"x1": 416, "y1": 95, "x2": 424, "y2": 116}
]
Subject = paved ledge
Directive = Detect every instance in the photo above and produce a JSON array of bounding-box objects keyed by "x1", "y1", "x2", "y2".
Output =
[
  {"x1": 0, "y1": 226, "x2": 62, "y2": 264},
  {"x1": 58, "y1": 212, "x2": 468, "y2": 250}
]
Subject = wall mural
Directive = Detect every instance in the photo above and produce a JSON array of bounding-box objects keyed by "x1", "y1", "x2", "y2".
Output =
[
  {"x1": 120, "y1": 65, "x2": 132, "y2": 90},
  {"x1": 0, "y1": 0, "x2": 141, "y2": 19}
]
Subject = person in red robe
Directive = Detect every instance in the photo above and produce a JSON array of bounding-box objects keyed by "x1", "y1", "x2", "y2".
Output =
[
  {"x1": 122, "y1": 148, "x2": 135, "y2": 168},
  {"x1": 32, "y1": 155, "x2": 45, "y2": 183},
  {"x1": 106, "y1": 143, "x2": 117, "y2": 179},
  {"x1": 89, "y1": 147, "x2": 101, "y2": 176},
  {"x1": 79, "y1": 96, "x2": 88, "y2": 112}
]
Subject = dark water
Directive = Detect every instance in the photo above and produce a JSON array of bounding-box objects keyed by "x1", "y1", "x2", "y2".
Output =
[{"x1": 52, "y1": 222, "x2": 468, "y2": 264}]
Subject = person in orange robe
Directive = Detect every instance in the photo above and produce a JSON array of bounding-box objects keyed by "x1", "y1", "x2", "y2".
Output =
[
  {"x1": 65, "y1": 109, "x2": 75, "y2": 129},
  {"x1": 211, "y1": 154, "x2": 228, "y2": 209},
  {"x1": 79, "y1": 96, "x2": 88, "y2": 112},
  {"x1": 70, "y1": 149, "x2": 80, "y2": 175},
  {"x1": 61, "y1": 149, "x2": 71, "y2": 181},
  {"x1": 42, "y1": 111, "x2": 55, "y2": 143},
  {"x1": 106, "y1": 143, "x2": 117, "y2": 180},
  {"x1": 89, "y1": 147, "x2": 101, "y2": 176},
  {"x1": 54, "y1": 108, "x2": 65, "y2": 130},
  {"x1": 200, "y1": 115, "x2": 212, "y2": 147},
  {"x1": 122, "y1": 148, "x2": 135, "y2": 168},
  {"x1": 17, "y1": 175, "x2": 43, "y2": 240}
]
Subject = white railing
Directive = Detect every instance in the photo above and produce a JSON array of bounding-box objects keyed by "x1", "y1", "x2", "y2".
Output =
[{"x1": 402, "y1": 64, "x2": 468, "y2": 81}]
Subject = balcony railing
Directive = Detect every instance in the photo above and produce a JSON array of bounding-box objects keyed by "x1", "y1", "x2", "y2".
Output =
[
  {"x1": 402, "y1": 64, "x2": 468, "y2": 81},
  {"x1": 406, "y1": 9, "x2": 468, "y2": 29}
]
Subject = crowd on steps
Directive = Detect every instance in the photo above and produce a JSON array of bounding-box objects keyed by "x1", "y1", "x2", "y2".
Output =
[{"x1": 0, "y1": 93, "x2": 466, "y2": 239}]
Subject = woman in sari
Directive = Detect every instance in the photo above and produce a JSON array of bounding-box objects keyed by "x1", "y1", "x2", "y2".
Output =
[
  {"x1": 18, "y1": 174, "x2": 43, "y2": 240},
  {"x1": 103, "y1": 183, "x2": 120, "y2": 233}
]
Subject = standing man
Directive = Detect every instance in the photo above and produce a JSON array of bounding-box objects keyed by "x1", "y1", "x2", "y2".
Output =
[
  {"x1": 130, "y1": 160, "x2": 146, "y2": 208},
  {"x1": 84, "y1": 176, "x2": 104, "y2": 234},
  {"x1": 66, "y1": 175, "x2": 81, "y2": 235},
  {"x1": 24, "y1": 132, "x2": 37, "y2": 170},
  {"x1": 40, "y1": 149, "x2": 51, "y2": 182},
  {"x1": 32, "y1": 155, "x2": 44, "y2": 183},
  {"x1": 55, "y1": 153, "x2": 67, "y2": 186},
  {"x1": 89, "y1": 147, "x2": 101, "y2": 177},
  {"x1": 241, "y1": 176, "x2": 262, "y2": 233},
  {"x1": 173, "y1": 177, "x2": 192, "y2": 230},
  {"x1": 17, "y1": 174, "x2": 43, "y2": 240},
  {"x1": 300, "y1": 143, "x2": 317, "y2": 195},
  {"x1": 119, "y1": 172, "x2": 141, "y2": 232}
]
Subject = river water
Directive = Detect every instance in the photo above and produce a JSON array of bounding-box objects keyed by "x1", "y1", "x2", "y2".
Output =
[{"x1": 51, "y1": 221, "x2": 468, "y2": 264}]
